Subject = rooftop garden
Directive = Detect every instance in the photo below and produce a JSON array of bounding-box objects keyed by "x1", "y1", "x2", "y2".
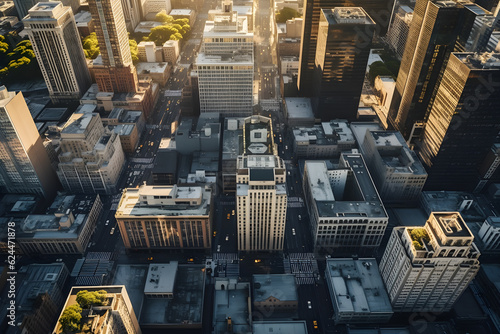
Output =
[
  {"x1": 59, "y1": 290, "x2": 108, "y2": 333},
  {"x1": 410, "y1": 228, "x2": 430, "y2": 251}
]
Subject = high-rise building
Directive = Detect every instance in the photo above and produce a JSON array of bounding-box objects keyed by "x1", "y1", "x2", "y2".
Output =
[
  {"x1": 14, "y1": 0, "x2": 79, "y2": 19},
  {"x1": 380, "y1": 212, "x2": 481, "y2": 312},
  {"x1": 312, "y1": 8, "x2": 375, "y2": 120},
  {"x1": 121, "y1": 0, "x2": 141, "y2": 31},
  {"x1": 417, "y1": 52, "x2": 500, "y2": 191},
  {"x1": 195, "y1": 0, "x2": 254, "y2": 116},
  {"x1": 88, "y1": 0, "x2": 139, "y2": 93},
  {"x1": 53, "y1": 286, "x2": 142, "y2": 334},
  {"x1": 456, "y1": 3, "x2": 494, "y2": 53},
  {"x1": 115, "y1": 184, "x2": 213, "y2": 249},
  {"x1": 303, "y1": 154, "x2": 388, "y2": 255},
  {"x1": 56, "y1": 105, "x2": 125, "y2": 194},
  {"x1": 387, "y1": 3, "x2": 413, "y2": 59},
  {"x1": 297, "y1": 0, "x2": 394, "y2": 96},
  {"x1": 236, "y1": 116, "x2": 287, "y2": 251},
  {"x1": 0, "y1": 86, "x2": 60, "y2": 199},
  {"x1": 24, "y1": 2, "x2": 91, "y2": 104},
  {"x1": 387, "y1": 0, "x2": 463, "y2": 140}
]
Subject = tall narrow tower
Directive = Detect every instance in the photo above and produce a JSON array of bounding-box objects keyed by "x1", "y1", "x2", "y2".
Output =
[
  {"x1": 297, "y1": 0, "x2": 393, "y2": 96},
  {"x1": 236, "y1": 116, "x2": 287, "y2": 251},
  {"x1": 417, "y1": 52, "x2": 500, "y2": 191},
  {"x1": 24, "y1": 2, "x2": 91, "y2": 104},
  {"x1": 313, "y1": 8, "x2": 375, "y2": 120},
  {"x1": 0, "y1": 86, "x2": 60, "y2": 199},
  {"x1": 387, "y1": 0, "x2": 462, "y2": 140},
  {"x1": 88, "y1": 0, "x2": 138, "y2": 92}
]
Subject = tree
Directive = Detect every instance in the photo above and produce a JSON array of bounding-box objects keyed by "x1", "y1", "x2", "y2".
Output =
[
  {"x1": 129, "y1": 39, "x2": 139, "y2": 64},
  {"x1": 76, "y1": 290, "x2": 107, "y2": 308},
  {"x1": 82, "y1": 33, "x2": 100, "y2": 59},
  {"x1": 368, "y1": 61, "x2": 393, "y2": 85},
  {"x1": 155, "y1": 10, "x2": 173, "y2": 24},
  {"x1": 59, "y1": 304, "x2": 82, "y2": 333},
  {"x1": 147, "y1": 25, "x2": 180, "y2": 45},
  {"x1": 173, "y1": 18, "x2": 189, "y2": 26},
  {"x1": 276, "y1": 7, "x2": 301, "y2": 23}
]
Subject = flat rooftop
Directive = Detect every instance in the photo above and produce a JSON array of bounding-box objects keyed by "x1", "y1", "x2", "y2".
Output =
[
  {"x1": 253, "y1": 274, "x2": 297, "y2": 302},
  {"x1": 144, "y1": 262, "x2": 178, "y2": 294},
  {"x1": 285, "y1": 97, "x2": 314, "y2": 119},
  {"x1": 136, "y1": 62, "x2": 170, "y2": 74},
  {"x1": 196, "y1": 53, "x2": 253, "y2": 65},
  {"x1": 326, "y1": 258, "x2": 392, "y2": 314},
  {"x1": 349, "y1": 122, "x2": 382, "y2": 147},
  {"x1": 432, "y1": 212, "x2": 472, "y2": 238},
  {"x1": 140, "y1": 265, "x2": 205, "y2": 326},
  {"x1": 253, "y1": 321, "x2": 308, "y2": 334},
  {"x1": 454, "y1": 52, "x2": 500, "y2": 70},
  {"x1": 170, "y1": 9, "x2": 192, "y2": 15},
  {"x1": 62, "y1": 111, "x2": 94, "y2": 134},
  {"x1": 116, "y1": 185, "x2": 211, "y2": 217},
  {"x1": 214, "y1": 284, "x2": 251, "y2": 333},
  {"x1": 306, "y1": 155, "x2": 387, "y2": 218},
  {"x1": 324, "y1": 7, "x2": 375, "y2": 25},
  {"x1": 222, "y1": 118, "x2": 243, "y2": 161}
]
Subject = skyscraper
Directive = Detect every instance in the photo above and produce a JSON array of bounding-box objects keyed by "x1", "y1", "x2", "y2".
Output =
[
  {"x1": 236, "y1": 116, "x2": 287, "y2": 251},
  {"x1": 88, "y1": 0, "x2": 139, "y2": 92},
  {"x1": 417, "y1": 52, "x2": 500, "y2": 191},
  {"x1": 387, "y1": 0, "x2": 462, "y2": 140},
  {"x1": 380, "y1": 212, "x2": 480, "y2": 312},
  {"x1": 195, "y1": 0, "x2": 254, "y2": 116},
  {"x1": 297, "y1": 0, "x2": 394, "y2": 96},
  {"x1": 312, "y1": 8, "x2": 375, "y2": 120},
  {"x1": 14, "y1": 0, "x2": 80, "y2": 19},
  {"x1": 24, "y1": 2, "x2": 91, "y2": 104},
  {"x1": 0, "y1": 86, "x2": 60, "y2": 199}
]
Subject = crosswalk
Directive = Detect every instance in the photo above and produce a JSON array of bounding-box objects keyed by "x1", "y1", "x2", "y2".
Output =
[
  {"x1": 284, "y1": 253, "x2": 319, "y2": 285},
  {"x1": 131, "y1": 157, "x2": 154, "y2": 164},
  {"x1": 213, "y1": 253, "x2": 239, "y2": 278}
]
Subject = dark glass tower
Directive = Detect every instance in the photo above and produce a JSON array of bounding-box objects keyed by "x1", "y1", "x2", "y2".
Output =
[
  {"x1": 297, "y1": 0, "x2": 394, "y2": 96},
  {"x1": 417, "y1": 52, "x2": 500, "y2": 191},
  {"x1": 387, "y1": 0, "x2": 463, "y2": 140},
  {"x1": 312, "y1": 8, "x2": 375, "y2": 121}
]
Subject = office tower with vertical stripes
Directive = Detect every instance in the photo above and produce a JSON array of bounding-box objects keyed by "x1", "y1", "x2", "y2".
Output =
[{"x1": 24, "y1": 2, "x2": 91, "y2": 104}]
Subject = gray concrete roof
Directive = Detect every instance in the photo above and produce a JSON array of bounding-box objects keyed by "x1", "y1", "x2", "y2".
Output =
[{"x1": 253, "y1": 274, "x2": 298, "y2": 302}]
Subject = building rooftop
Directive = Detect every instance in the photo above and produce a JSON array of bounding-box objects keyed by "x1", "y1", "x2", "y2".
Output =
[
  {"x1": 170, "y1": 9, "x2": 192, "y2": 15},
  {"x1": 116, "y1": 184, "x2": 211, "y2": 217},
  {"x1": 455, "y1": 52, "x2": 500, "y2": 70},
  {"x1": 214, "y1": 282, "x2": 251, "y2": 334},
  {"x1": 242, "y1": 115, "x2": 275, "y2": 155},
  {"x1": 253, "y1": 321, "x2": 308, "y2": 334},
  {"x1": 134, "y1": 21, "x2": 162, "y2": 33},
  {"x1": 196, "y1": 53, "x2": 253, "y2": 65},
  {"x1": 324, "y1": 7, "x2": 376, "y2": 25},
  {"x1": 19, "y1": 195, "x2": 98, "y2": 240},
  {"x1": 139, "y1": 265, "x2": 205, "y2": 326},
  {"x1": 74, "y1": 10, "x2": 92, "y2": 26},
  {"x1": 431, "y1": 212, "x2": 472, "y2": 238},
  {"x1": 136, "y1": 62, "x2": 170, "y2": 74},
  {"x1": 144, "y1": 262, "x2": 178, "y2": 295},
  {"x1": 285, "y1": 97, "x2": 314, "y2": 119},
  {"x1": 420, "y1": 191, "x2": 491, "y2": 221},
  {"x1": 61, "y1": 110, "x2": 95, "y2": 134},
  {"x1": 222, "y1": 118, "x2": 244, "y2": 161},
  {"x1": 367, "y1": 131, "x2": 427, "y2": 175},
  {"x1": 350, "y1": 122, "x2": 382, "y2": 146},
  {"x1": 326, "y1": 258, "x2": 392, "y2": 314},
  {"x1": 253, "y1": 274, "x2": 298, "y2": 302}
]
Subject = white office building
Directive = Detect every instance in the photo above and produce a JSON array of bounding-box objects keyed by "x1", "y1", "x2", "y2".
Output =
[
  {"x1": 380, "y1": 212, "x2": 481, "y2": 312},
  {"x1": 236, "y1": 116, "x2": 287, "y2": 251},
  {"x1": 195, "y1": 0, "x2": 254, "y2": 116},
  {"x1": 303, "y1": 154, "x2": 388, "y2": 255},
  {"x1": 478, "y1": 216, "x2": 500, "y2": 252},
  {"x1": 24, "y1": 2, "x2": 91, "y2": 104}
]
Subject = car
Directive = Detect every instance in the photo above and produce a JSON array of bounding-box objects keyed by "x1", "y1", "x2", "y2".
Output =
[
  {"x1": 188, "y1": 258, "x2": 194, "y2": 262},
  {"x1": 225, "y1": 235, "x2": 229, "y2": 241},
  {"x1": 313, "y1": 320, "x2": 318, "y2": 329},
  {"x1": 56, "y1": 258, "x2": 63, "y2": 262},
  {"x1": 292, "y1": 228, "x2": 296, "y2": 235},
  {"x1": 298, "y1": 215, "x2": 302, "y2": 220},
  {"x1": 213, "y1": 231, "x2": 217, "y2": 237},
  {"x1": 147, "y1": 257, "x2": 153, "y2": 261},
  {"x1": 231, "y1": 210, "x2": 235, "y2": 215},
  {"x1": 105, "y1": 220, "x2": 110, "y2": 225},
  {"x1": 287, "y1": 171, "x2": 291, "y2": 176},
  {"x1": 307, "y1": 301, "x2": 312, "y2": 309},
  {"x1": 110, "y1": 227, "x2": 115, "y2": 235},
  {"x1": 227, "y1": 213, "x2": 230, "y2": 219},
  {"x1": 254, "y1": 259, "x2": 261, "y2": 263},
  {"x1": 217, "y1": 245, "x2": 221, "y2": 252}
]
